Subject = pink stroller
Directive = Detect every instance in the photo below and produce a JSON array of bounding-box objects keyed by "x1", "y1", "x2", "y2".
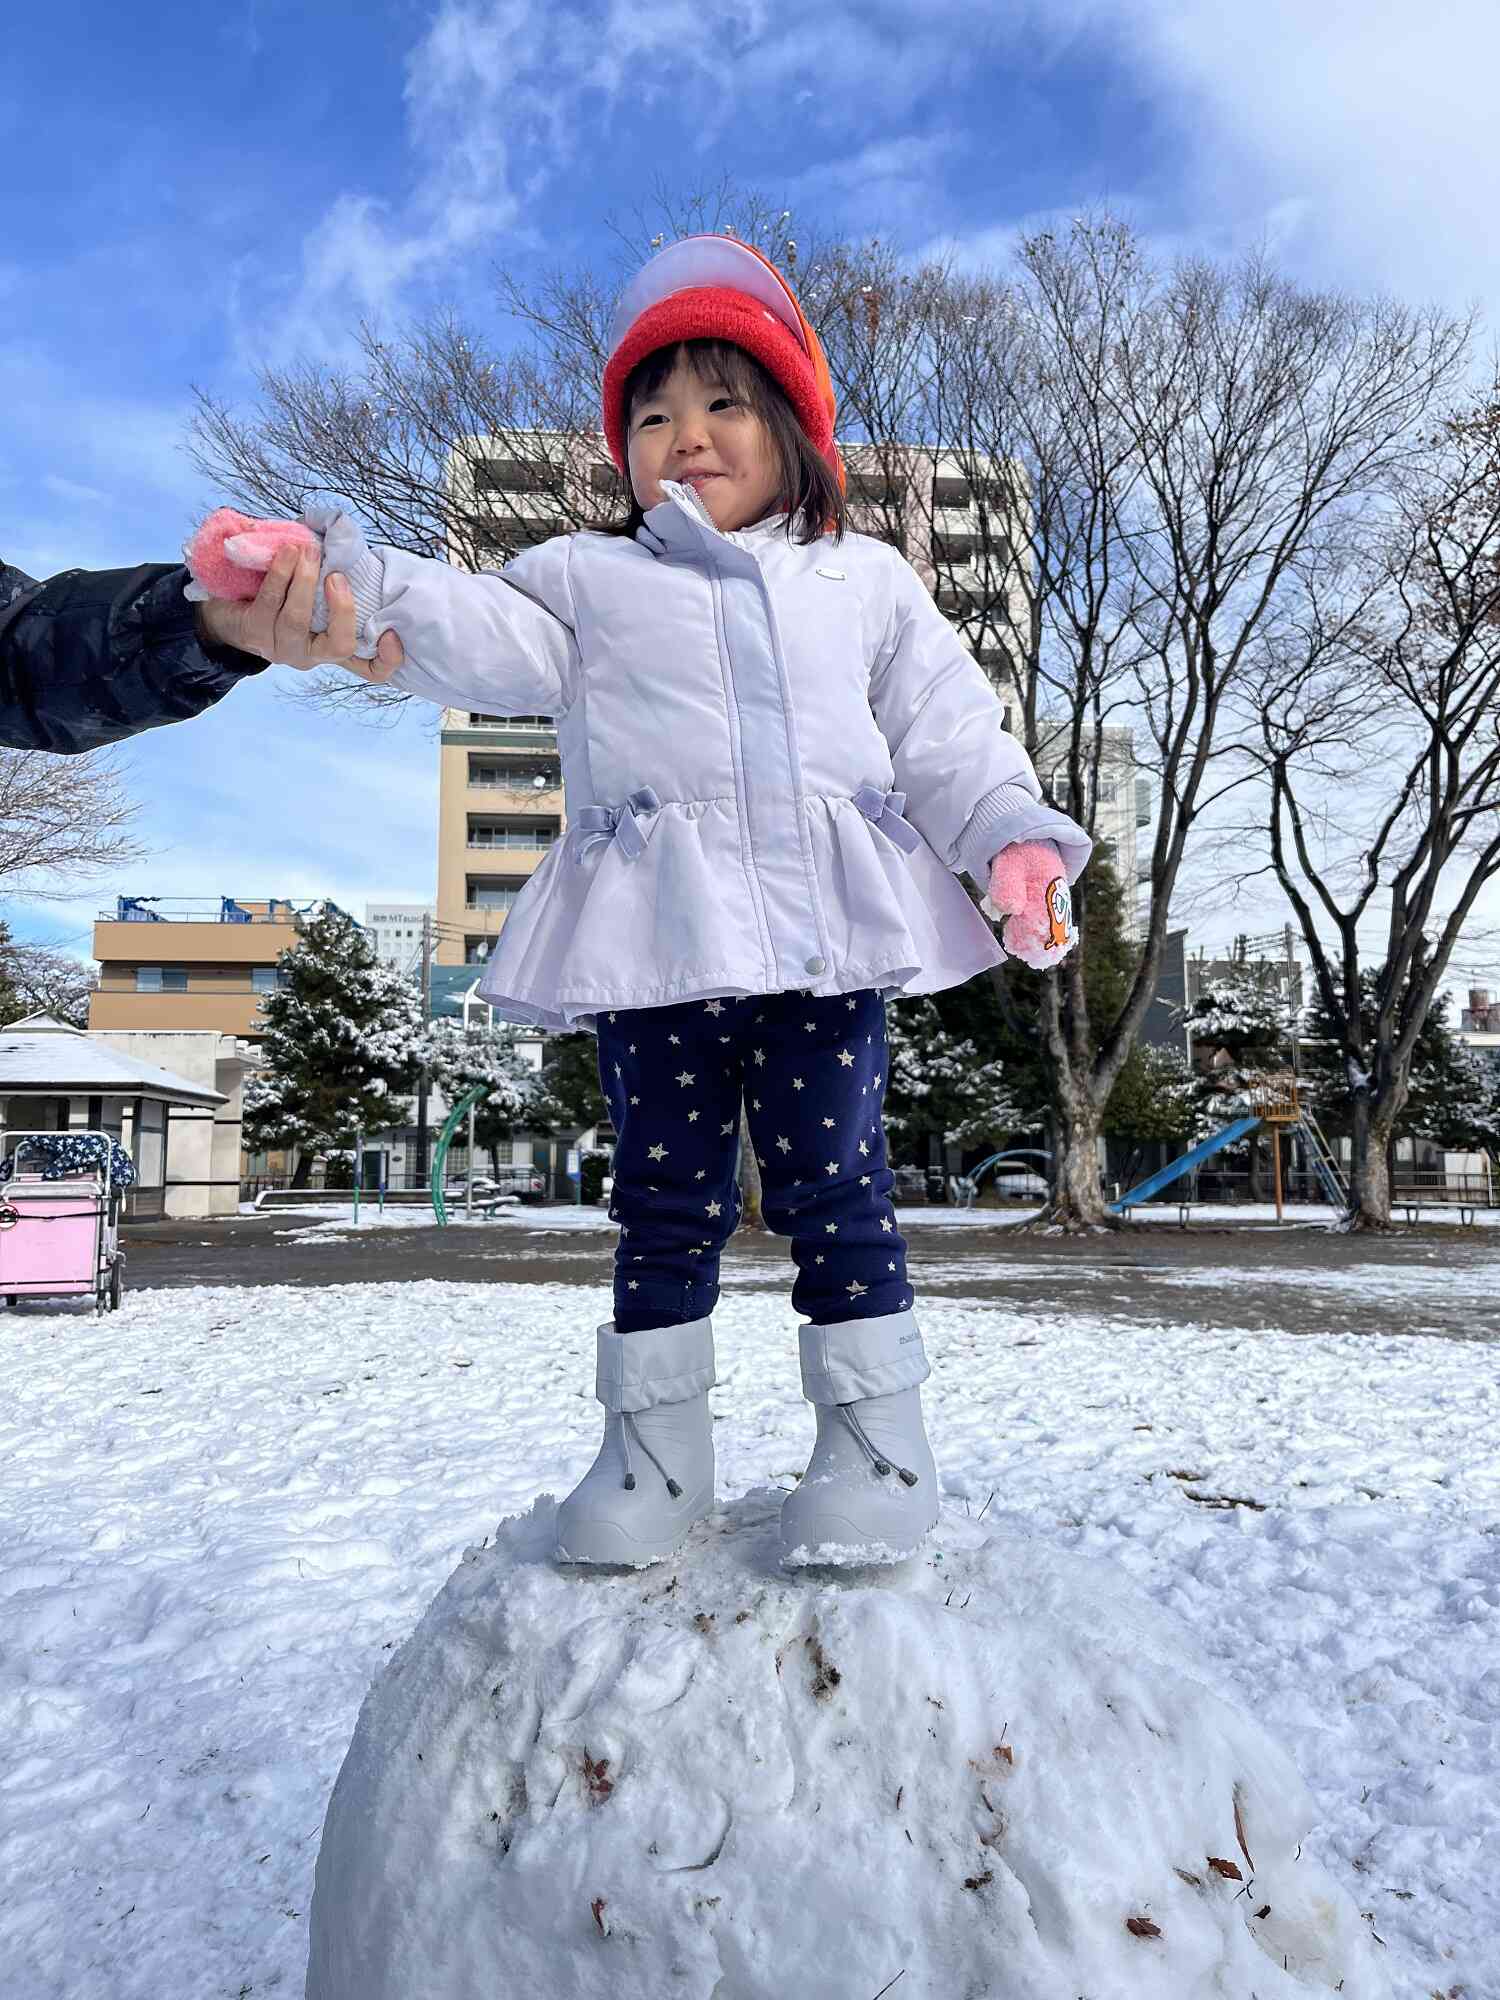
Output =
[{"x1": 0, "y1": 1131, "x2": 127, "y2": 1314}]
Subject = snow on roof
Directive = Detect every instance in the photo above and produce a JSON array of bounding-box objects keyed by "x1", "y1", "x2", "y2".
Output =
[{"x1": 0, "y1": 1029, "x2": 225, "y2": 1105}]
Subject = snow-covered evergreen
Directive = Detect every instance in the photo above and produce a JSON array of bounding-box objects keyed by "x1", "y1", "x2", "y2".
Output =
[
  {"x1": 421, "y1": 1019, "x2": 538, "y2": 1124},
  {"x1": 243, "y1": 911, "x2": 426, "y2": 1165},
  {"x1": 885, "y1": 996, "x2": 1024, "y2": 1151}
]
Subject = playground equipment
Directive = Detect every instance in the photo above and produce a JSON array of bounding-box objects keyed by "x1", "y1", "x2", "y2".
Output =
[
  {"x1": 430, "y1": 1086, "x2": 490, "y2": 1226},
  {"x1": 957, "y1": 1148, "x2": 1053, "y2": 1206},
  {"x1": 1108, "y1": 1074, "x2": 1347, "y2": 1220}
]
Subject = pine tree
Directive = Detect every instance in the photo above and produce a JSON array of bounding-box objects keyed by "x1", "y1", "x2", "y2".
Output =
[
  {"x1": 243, "y1": 910, "x2": 426, "y2": 1184},
  {"x1": 1302, "y1": 981, "x2": 1500, "y2": 1159},
  {"x1": 1404, "y1": 997, "x2": 1500, "y2": 1154},
  {"x1": 530, "y1": 1031, "x2": 608, "y2": 1136},
  {"x1": 884, "y1": 996, "x2": 1026, "y2": 1154}
]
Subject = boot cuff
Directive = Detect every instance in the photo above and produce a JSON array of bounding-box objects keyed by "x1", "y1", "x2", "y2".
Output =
[
  {"x1": 798, "y1": 1310, "x2": 930, "y2": 1406},
  {"x1": 595, "y1": 1317, "x2": 716, "y2": 1413}
]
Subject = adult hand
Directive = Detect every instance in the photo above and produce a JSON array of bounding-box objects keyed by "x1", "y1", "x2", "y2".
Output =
[{"x1": 193, "y1": 547, "x2": 405, "y2": 681}]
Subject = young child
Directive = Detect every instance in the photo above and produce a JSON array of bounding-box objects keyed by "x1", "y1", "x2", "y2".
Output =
[{"x1": 199, "y1": 236, "x2": 1091, "y2": 1569}]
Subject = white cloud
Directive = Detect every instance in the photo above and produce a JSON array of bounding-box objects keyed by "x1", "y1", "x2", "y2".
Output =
[
  {"x1": 1090, "y1": 0, "x2": 1500, "y2": 316},
  {"x1": 267, "y1": 0, "x2": 1015, "y2": 358}
]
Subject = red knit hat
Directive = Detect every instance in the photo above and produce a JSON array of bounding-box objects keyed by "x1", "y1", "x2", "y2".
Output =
[{"x1": 602, "y1": 236, "x2": 841, "y2": 487}]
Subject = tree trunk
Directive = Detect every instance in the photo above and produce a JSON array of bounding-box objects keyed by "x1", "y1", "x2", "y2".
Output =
[
  {"x1": 1041, "y1": 1082, "x2": 1114, "y2": 1230},
  {"x1": 1345, "y1": 1095, "x2": 1395, "y2": 1230},
  {"x1": 291, "y1": 1150, "x2": 313, "y2": 1189},
  {"x1": 736, "y1": 1099, "x2": 765, "y2": 1231}
]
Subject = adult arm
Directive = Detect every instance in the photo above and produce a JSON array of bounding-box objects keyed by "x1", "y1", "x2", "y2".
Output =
[
  {"x1": 0, "y1": 544, "x2": 369, "y2": 755},
  {"x1": 0, "y1": 556, "x2": 266, "y2": 754}
]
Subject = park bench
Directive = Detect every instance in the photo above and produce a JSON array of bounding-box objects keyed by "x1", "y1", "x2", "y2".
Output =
[{"x1": 1393, "y1": 1187, "x2": 1481, "y2": 1226}]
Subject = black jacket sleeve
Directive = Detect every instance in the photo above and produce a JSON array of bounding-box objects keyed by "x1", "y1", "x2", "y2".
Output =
[{"x1": 0, "y1": 556, "x2": 267, "y2": 754}]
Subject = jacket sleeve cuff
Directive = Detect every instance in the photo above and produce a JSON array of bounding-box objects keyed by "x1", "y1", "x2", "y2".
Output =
[
  {"x1": 144, "y1": 568, "x2": 266, "y2": 679},
  {"x1": 956, "y1": 781, "x2": 1094, "y2": 885},
  {"x1": 302, "y1": 503, "x2": 387, "y2": 649},
  {"x1": 324, "y1": 533, "x2": 387, "y2": 649}
]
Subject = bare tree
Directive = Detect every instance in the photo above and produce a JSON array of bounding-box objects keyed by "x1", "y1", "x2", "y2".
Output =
[
  {"x1": 0, "y1": 748, "x2": 142, "y2": 900},
  {"x1": 0, "y1": 931, "x2": 96, "y2": 1027},
  {"x1": 825, "y1": 217, "x2": 1468, "y2": 1226},
  {"x1": 1247, "y1": 386, "x2": 1500, "y2": 1228}
]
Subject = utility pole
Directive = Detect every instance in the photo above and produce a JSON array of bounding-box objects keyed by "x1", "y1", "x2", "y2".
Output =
[{"x1": 414, "y1": 912, "x2": 433, "y2": 1188}]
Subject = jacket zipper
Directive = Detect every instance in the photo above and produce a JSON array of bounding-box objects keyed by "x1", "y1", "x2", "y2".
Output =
[{"x1": 708, "y1": 560, "x2": 778, "y2": 984}]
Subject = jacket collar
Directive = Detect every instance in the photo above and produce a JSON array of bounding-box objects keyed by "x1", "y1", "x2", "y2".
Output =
[{"x1": 636, "y1": 481, "x2": 790, "y2": 560}]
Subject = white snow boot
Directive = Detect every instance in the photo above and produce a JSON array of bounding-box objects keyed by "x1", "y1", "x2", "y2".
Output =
[
  {"x1": 779, "y1": 1310, "x2": 940, "y2": 1567},
  {"x1": 554, "y1": 1318, "x2": 716, "y2": 1568}
]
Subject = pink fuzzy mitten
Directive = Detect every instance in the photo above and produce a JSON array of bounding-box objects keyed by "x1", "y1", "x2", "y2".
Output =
[
  {"x1": 183, "y1": 507, "x2": 322, "y2": 605},
  {"x1": 986, "y1": 840, "x2": 1078, "y2": 970}
]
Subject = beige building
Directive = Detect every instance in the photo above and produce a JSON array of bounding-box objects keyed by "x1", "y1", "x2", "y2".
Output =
[
  {"x1": 434, "y1": 438, "x2": 1147, "y2": 962},
  {"x1": 89, "y1": 897, "x2": 312, "y2": 1039}
]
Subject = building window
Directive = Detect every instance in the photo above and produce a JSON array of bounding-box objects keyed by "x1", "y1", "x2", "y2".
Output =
[
  {"x1": 250, "y1": 967, "x2": 284, "y2": 994},
  {"x1": 933, "y1": 533, "x2": 980, "y2": 566},
  {"x1": 591, "y1": 463, "x2": 625, "y2": 496},
  {"x1": 464, "y1": 938, "x2": 492, "y2": 964},
  {"x1": 136, "y1": 966, "x2": 188, "y2": 993},
  {"x1": 847, "y1": 471, "x2": 908, "y2": 504},
  {"x1": 932, "y1": 476, "x2": 971, "y2": 509},
  {"x1": 472, "y1": 457, "x2": 550, "y2": 494},
  {"x1": 467, "y1": 880, "x2": 525, "y2": 911},
  {"x1": 469, "y1": 818, "x2": 559, "y2": 850},
  {"x1": 469, "y1": 756, "x2": 561, "y2": 790}
]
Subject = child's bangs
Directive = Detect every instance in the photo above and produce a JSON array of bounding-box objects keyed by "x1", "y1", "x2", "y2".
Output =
[{"x1": 625, "y1": 339, "x2": 771, "y2": 417}]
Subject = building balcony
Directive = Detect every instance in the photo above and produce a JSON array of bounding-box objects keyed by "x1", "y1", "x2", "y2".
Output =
[{"x1": 466, "y1": 780, "x2": 564, "y2": 806}]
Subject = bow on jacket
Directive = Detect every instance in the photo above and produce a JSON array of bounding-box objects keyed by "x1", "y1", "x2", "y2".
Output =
[
  {"x1": 852, "y1": 784, "x2": 921, "y2": 853},
  {"x1": 574, "y1": 786, "x2": 662, "y2": 862}
]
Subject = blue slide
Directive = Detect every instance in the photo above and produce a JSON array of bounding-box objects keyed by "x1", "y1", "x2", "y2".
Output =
[{"x1": 1108, "y1": 1116, "x2": 1262, "y2": 1214}]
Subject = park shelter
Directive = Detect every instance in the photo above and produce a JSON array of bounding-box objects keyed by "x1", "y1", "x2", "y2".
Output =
[{"x1": 0, "y1": 1015, "x2": 226, "y2": 1221}]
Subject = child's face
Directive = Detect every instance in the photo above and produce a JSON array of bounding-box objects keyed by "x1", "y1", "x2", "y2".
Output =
[{"x1": 626, "y1": 357, "x2": 783, "y2": 534}]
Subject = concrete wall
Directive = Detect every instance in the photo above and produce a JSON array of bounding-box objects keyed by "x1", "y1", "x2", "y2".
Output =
[{"x1": 90, "y1": 1031, "x2": 256, "y2": 1219}]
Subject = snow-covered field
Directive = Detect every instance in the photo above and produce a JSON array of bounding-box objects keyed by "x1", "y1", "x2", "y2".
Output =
[{"x1": 2, "y1": 1266, "x2": 1496, "y2": 1998}]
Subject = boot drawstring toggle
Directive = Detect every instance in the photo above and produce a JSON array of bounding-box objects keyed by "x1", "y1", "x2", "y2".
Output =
[
  {"x1": 839, "y1": 1404, "x2": 919, "y2": 1486},
  {"x1": 621, "y1": 1413, "x2": 683, "y2": 1498}
]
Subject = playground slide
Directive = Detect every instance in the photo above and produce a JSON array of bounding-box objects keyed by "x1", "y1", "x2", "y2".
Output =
[{"x1": 1108, "y1": 1116, "x2": 1261, "y2": 1214}]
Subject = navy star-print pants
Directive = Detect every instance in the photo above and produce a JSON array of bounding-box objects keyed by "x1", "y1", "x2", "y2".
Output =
[{"x1": 596, "y1": 989, "x2": 912, "y2": 1334}]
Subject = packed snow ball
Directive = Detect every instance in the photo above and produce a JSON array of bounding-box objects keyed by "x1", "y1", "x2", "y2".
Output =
[{"x1": 306, "y1": 1491, "x2": 1389, "y2": 2000}]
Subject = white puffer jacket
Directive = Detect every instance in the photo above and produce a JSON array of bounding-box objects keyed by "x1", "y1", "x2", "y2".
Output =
[{"x1": 339, "y1": 481, "x2": 1091, "y2": 1030}]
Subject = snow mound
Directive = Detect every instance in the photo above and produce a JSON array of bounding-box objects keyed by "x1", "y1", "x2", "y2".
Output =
[{"x1": 306, "y1": 1493, "x2": 1389, "y2": 2000}]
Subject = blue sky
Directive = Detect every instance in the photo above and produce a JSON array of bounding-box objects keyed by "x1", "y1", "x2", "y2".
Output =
[{"x1": 4, "y1": 0, "x2": 1499, "y2": 980}]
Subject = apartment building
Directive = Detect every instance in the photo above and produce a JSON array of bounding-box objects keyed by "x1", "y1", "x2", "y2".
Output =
[
  {"x1": 88, "y1": 896, "x2": 347, "y2": 1039},
  {"x1": 433, "y1": 436, "x2": 1149, "y2": 961}
]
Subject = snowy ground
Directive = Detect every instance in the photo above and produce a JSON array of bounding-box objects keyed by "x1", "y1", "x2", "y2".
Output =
[{"x1": 2, "y1": 1263, "x2": 1496, "y2": 1998}]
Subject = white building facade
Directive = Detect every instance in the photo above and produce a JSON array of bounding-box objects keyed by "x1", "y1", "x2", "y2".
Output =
[{"x1": 364, "y1": 903, "x2": 435, "y2": 974}]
